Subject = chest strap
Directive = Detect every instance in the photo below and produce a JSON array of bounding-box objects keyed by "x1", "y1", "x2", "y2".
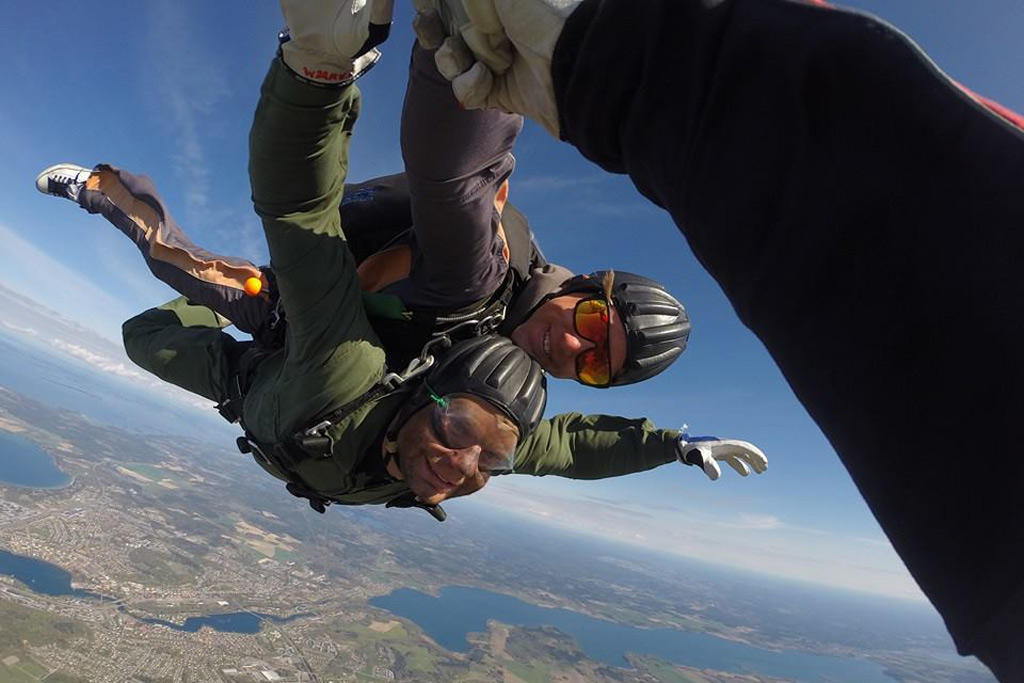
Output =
[{"x1": 230, "y1": 349, "x2": 443, "y2": 517}]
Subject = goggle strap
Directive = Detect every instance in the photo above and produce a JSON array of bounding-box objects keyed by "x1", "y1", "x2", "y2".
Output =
[{"x1": 424, "y1": 382, "x2": 448, "y2": 409}]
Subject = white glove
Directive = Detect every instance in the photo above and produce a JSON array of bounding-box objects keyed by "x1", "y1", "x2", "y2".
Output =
[
  {"x1": 412, "y1": 0, "x2": 582, "y2": 137},
  {"x1": 279, "y1": 0, "x2": 394, "y2": 87},
  {"x1": 676, "y1": 433, "x2": 768, "y2": 482}
]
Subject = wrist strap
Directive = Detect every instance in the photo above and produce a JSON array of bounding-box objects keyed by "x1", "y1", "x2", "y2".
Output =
[{"x1": 277, "y1": 46, "x2": 358, "y2": 89}]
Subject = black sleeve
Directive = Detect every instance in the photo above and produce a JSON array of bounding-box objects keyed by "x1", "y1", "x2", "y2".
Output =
[
  {"x1": 340, "y1": 173, "x2": 415, "y2": 265},
  {"x1": 397, "y1": 44, "x2": 522, "y2": 309},
  {"x1": 553, "y1": 0, "x2": 1024, "y2": 668}
]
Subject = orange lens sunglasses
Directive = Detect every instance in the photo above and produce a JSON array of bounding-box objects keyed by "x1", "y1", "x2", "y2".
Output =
[{"x1": 574, "y1": 296, "x2": 612, "y2": 386}]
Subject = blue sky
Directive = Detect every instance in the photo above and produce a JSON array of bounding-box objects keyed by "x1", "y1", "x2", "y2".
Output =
[{"x1": 2, "y1": 1, "x2": 1022, "y2": 602}]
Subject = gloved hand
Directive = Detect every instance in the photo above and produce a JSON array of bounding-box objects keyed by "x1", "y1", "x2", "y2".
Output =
[
  {"x1": 279, "y1": 0, "x2": 395, "y2": 87},
  {"x1": 411, "y1": 0, "x2": 582, "y2": 137},
  {"x1": 676, "y1": 432, "x2": 768, "y2": 481}
]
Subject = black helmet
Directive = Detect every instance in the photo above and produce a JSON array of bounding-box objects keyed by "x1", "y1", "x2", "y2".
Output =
[
  {"x1": 394, "y1": 335, "x2": 547, "y2": 443},
  {"x1": 559, "y1": 271, "x2": 691, "y2": 387}
]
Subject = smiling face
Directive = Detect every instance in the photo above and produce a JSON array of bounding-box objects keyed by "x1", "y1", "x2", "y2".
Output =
[
  {"x1": 389, "y1": 395, "x2": 520, "y2": 506},
  {"x1": 510, "y1": 293, "x2": 627, "y2": 383}
]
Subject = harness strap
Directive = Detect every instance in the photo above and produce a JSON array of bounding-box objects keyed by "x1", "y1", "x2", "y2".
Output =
[
  {"x1": 385, "y1": 492, "x2": 447, "y2": 522},
  {"x1": 285, "y1": 482, "x2": 330, "y2": 514},
  {"x1": 296, "y1": 381, "x2": 395, "y2": 449},
  {"x1": 235, "y1": 434, "x2": 333, "y2": 513},
  {"x1": 433, "y1": 267, "x2": 516, "y2": 329},
  {"x1": 216, "y1": 344, "x2": 274, "y2": 424}
]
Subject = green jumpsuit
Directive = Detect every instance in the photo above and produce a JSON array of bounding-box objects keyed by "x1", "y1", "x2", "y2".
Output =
[{"x1": 121, "y1": 58, "x2": 681, "y2": 508}]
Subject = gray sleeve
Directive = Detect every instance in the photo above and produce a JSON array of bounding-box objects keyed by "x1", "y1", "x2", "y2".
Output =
[{"x1": 395, "y1": 44, "x2": 524, "y2": 309}]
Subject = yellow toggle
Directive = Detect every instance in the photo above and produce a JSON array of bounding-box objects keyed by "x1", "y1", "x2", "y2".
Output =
[{"x1": 243, "y1": 277, "x2": 263, "y2": 297}]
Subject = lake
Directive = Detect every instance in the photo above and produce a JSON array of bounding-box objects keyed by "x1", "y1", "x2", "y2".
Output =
[
  {"x1": 0, "y1": 548, "x2": 104, "y2": 600},
  {"x1": 371, "y1": 585, "x2": 899, "y2": 683},
  {"x1": 138, "y1": 611, "x2": 305, "y2": 634},
  {"x1": 0, "y1": 548, "x2": 300, "y2": 634},
  {"x1": 0, "y1": 430, "x2": 72, "y2": 489}
]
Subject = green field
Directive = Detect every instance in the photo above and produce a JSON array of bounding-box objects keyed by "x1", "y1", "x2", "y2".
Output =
[
  {"x1": 0, "y1": 656, "x2": 48, "y2": 683},
  {"x1": 503, "y1": 659, "x2": 551, "y2": 683},
  {"x1": 0, "y1": 601, "x2": 91, "y2": 651},
  {"x1": 0, "y1": 601, "x2": 91, "y2": 683},
  {"x1": 121, "y1": 463, "x2": 189, "y2": 488}
]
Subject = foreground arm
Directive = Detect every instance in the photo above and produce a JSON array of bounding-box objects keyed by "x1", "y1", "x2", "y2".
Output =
[
  {"x1": 421, "y1": 0, "x2": 1024, "y2": 675},
  {"x1": 552, "y1": 3, "x2": 1024, "y2": 673}
]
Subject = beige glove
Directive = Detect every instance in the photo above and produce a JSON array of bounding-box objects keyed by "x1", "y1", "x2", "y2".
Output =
[
  {"x1": 677, "y1": 432, "x2": 769, "y2": 482},
  {"x1": 279, "y1": 0, "x2": 394, "y2": 87},
  {"x1": 412, "y1": 0, "x2": 582, "y2": 137}
]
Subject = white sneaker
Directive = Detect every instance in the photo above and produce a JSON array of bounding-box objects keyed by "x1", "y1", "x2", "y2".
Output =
[{"x1": 35, "y1": 163, "x2": 92, "y2": 203}]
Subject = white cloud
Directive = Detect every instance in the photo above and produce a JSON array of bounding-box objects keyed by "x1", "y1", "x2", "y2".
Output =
[
  {"x1": 135, "y1": 3, "x2": 270, "y2": 272},
  {"x1": 508, "y1": 174, "x2": 661, "y2": 218},
  {"x1": 470, "y1": 478, "x2": 925, "y2": 601},
  {"x1": 849, "y1": 535, "x2": 893, "y2": 549},
  {"x1": 209, "y1": 206, "x2": 269, "y2": 267},
  {"x1": 731, "y1": 513, "x2": 784, "y2": 531},
  {"x1": 49, "y1": 340, "x2": 149, "y2": 382},
  {"x1": 0, "y1": 265, "x2": 218, "y2": 417},
  {"x1": 1, "y1": 322, "x2": 38, "y2": 336},
  {"x1": 0, "y1": 221, "x2": 133, "y2": 340}
]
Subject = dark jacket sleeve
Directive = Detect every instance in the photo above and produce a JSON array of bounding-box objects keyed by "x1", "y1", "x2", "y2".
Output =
[
  {"x1": 552, "y1": 0, "x2": 1024, "y2": 667},
  {"x1": 397, "y1": 44, "x2": 522, "y2": 309},
  {"x1": 513, "y1": 413, "x2": 679, "y2": 478}
]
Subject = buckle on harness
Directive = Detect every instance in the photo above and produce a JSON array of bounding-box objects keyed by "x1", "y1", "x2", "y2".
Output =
[
  {"x1": 381, "y1": 353, "x2": 436, "y2": 390},
  {"x1": 268, "y1": 297, "x2": 284, "y2": 330},
  {"x1": 236, "y1": 436, "x2": 332, "y2": 513},
  {"x1": 302, "y1": 353, "x2": 439, "y2": 446},
  {"x1": 296, "y1": 421, "x2": 334, "y2": 457},
  {"x1": 432, "y1": 313, "x2": 503, "y2": 343},
  {"x1": 216, "y1": 400, "x2": 241, "y2": 424},
  {"x1": 304, "y1": 420, "x2": 332, "y2": 438},
  {"x1": 473, "y1": 313, "x2": 503, "y2": 335},
  {"x1": 215, "y1": 373, "x2": 246, "y2": 424}
]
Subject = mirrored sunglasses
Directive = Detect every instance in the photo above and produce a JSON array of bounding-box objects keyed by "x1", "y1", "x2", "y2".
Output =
[{"x1": 574, "y1": 296, "x2": 612, "y2": 387}]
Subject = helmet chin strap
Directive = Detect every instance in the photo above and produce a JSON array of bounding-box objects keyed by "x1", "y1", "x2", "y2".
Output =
[
  {"x1": 500, "y1": 264, "x2": 576, "y2": 333},
  {"x1": 380, "y1": 428, "x2": 448, "y2": 522},
  {"x1": 382, "y1": 430, "x2": 403, "y2": 480}
]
